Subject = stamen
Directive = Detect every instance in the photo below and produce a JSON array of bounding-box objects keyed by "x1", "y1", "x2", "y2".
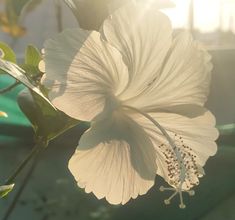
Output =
[
  {"x1": 122, "y1": 105, "x2": 199, "y2": 208},
  {"x1": 164, "y1": 191, "x2": 178, "y2": 205},
  {"x1": 179, "y1": 191, "x2": 185, "y2": 209},
  {"x1": 188, "y1": 190, "x2": 195, "y2": 196},
  {"x1": 159, "y1": 185, "x2": 195, "y2": 209}
]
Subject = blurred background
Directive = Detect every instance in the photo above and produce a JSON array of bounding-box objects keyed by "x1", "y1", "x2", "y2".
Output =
[{"x1": 0, "y1": 0, "x2": 235, "y2": 220}]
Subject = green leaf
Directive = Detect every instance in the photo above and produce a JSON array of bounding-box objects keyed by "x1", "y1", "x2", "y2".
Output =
[
  {"x1": 0, "y1": 184, "x2": 15, "y2": 198},
  {"x1": 0, "y1": 58, "x2": 52, "y2": 105},
  {"x1": 21, "y1": 45, "x2": 42, "y2": 79},
  {"x1": 20, "y1": 64, "x2": 41, "y2": 80},
  {"x1": 25, "y1": 45, "x2": 41, "y2": 67},
  {"x1": 18, "y1": 90, "x2": 79, "y2": 141},
  {"x1": 0, "y1": 42, "x2": 17, "y2": 63},
  {"x1": 0, "y1": 59, "x2": 78, "y2": 141}
]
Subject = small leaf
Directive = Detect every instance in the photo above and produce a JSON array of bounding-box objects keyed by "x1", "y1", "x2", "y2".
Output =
[
  {"x1": 0, "y1": 42, "x2": 16, "y2": 63},
  {"x1": 0, "y1": 184, "x2": 15, "y2": 198},
  {"x1": 20, "y1": 64, "x2": 40, "y2": 79},
  {"x1": 21, "y1": 45, "x2": 42, "y2": 80},
  {"x1": 18, "y1": 90, "x2": 79, "y2": 141},
  {"x1": 0, "y1": 58, "x2": 53, "y2": 107},
  {"x1": 25, "y1": 45, "x2": 41, "y2": 67}
]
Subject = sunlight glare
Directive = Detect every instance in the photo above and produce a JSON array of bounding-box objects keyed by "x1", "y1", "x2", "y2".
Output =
[
  {"x1": 161, "y1": 0, "x2": 190, "y2": 29},
  {"x1": 194, "y1": 0, "x2": 220, "y2": 33},
  {"x1": 162, "y1": 0, "x2": 235, "y2": 33}
]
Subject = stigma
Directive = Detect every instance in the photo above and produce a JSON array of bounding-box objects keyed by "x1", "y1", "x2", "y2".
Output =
[{"x1": 159, "y1": 185, "x2": 195, "y2": 209}]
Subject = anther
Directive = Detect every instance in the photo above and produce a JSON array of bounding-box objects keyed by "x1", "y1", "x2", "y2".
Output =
[
  {"x1": 179, "y1": 203, "x2": 186, "y2": 209},
  {"x1": 188, "y1": 190, "x2": 195, "y2": 196},
  {"x1": 159, "y1": 186, "x2": 165, "y2": 192},
  {"x1": 160, "y1": 185, "x2": 194, "y2": 209},
  {"x1": 164, "y1": 199, "x2": 170, "y2": 205}
]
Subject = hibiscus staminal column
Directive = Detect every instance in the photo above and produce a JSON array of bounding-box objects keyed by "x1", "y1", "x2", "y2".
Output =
[{"x1": 123, "y1": 105, "x2": 195, "y2": 209}]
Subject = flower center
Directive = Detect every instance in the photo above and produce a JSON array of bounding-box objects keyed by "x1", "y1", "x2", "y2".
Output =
[{"x1": 94, "y1": 95, "x2": 122, "y2": 121}]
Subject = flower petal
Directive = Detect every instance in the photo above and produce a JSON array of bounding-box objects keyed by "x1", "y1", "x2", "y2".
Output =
[
  {"x1": 125, "y1": 32, "x2": 213, "y2": 110},
  {"x1": 102, "y1": 2, "x2": 172, "y2": 100},
  {"x1": 42, "y1": 28, "x2": 129, "y2": 121},
  {"x1": 130, "y1": 109, "x2": 218, "y2": 189},
  {"x1": 68, "y1": 111, "x2": 156, "y2": 204}
]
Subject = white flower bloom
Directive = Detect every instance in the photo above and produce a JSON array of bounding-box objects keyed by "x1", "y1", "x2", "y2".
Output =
[{"x1": 41, "y1": 3, "x2": 218, "y2": 207}]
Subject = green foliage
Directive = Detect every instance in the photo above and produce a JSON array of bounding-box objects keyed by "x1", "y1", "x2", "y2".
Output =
[
  {"x1": 0, "y1": 184, "x2": 15, "y2": 198},
  {"x1": 18, "y1": 90, "x2": 79, "y2": 142},
  {"x1": 0, "y1": 42, "x2": 16, "y2": 63},
  {"x1": 21, "y1": 45, "x2": 42, "y2": 80},
  {"x1": 25, "y1": 45, "x2": 41, "y2": 67},
  {"x1": 0, "y1": 44, "x2": 80, "y2": 142},
  {"x1": 0, "y1": 55, "x2": 48, "y2": 104}
]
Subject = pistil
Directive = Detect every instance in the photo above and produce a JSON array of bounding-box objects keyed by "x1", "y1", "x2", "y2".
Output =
[{"x1": 122, "y1": 105, "x2": 196, "y2": 208}]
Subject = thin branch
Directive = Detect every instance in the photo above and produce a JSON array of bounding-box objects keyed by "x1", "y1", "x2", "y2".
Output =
[
  {"x1": 0, "y1": 81, "x2": 20, "y2": 94},
  {"x1": 4, "y1": 141, "x2": 45, "y2": 185},
  {"x1": 2, "y1": 152, "x2": 41, "y2": 220}
]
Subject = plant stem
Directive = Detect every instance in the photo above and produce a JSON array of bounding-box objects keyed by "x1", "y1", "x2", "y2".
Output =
[
  {"x1": 0, "y1": 81, "x2": 20, "y2": 94},
  {"x1": 2, "y1": 153, "x2": 41, "y2": 220},
  {"x1": 4, "y1": 141, "x2": 45, "y2": 185}
]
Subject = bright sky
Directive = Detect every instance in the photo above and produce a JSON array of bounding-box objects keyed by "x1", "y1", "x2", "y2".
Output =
[{"x1": 162, "y1": 0, "x2": 235, "y2": 33}]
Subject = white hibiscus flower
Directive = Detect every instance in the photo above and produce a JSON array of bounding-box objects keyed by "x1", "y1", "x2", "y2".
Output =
[{"x1": 41, "y1": 2, "x2": 218, "y2": 208}]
